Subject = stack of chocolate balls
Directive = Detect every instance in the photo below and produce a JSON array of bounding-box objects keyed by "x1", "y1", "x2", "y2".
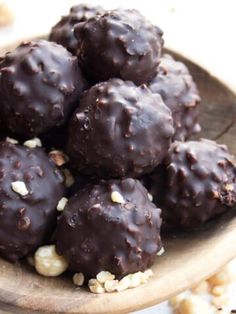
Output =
[{"x1": 0, "y1": 4, "x2": 235, "y2": 282}]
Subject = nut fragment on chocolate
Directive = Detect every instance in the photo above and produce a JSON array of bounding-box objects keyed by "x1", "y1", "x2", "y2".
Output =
[
  {"x1": 0, "y1": 40, "x2": 87, "y2": 136},
  {"x1": 55, "y1": 178, "x2": 162, "y2": 278},
  {"x1": 23, "y1": 137, "x2": 42, "y2": 148},
  {"x1": 74, "y1": 8, "x2": 163, "y2": 85},
  {"x1": 49, "y1": 4, "x2": 105, "y2": 55},
  {"x1": 0, "y1": 140, "x2": 64, "y2": 261},
  {"x1": 148, "y1": 54, "x2": 201, "y2": 141},
  {"x1": 67, "y1": 79, "x2": 174, "y2": 178},
  {"x1": 146, "y1": 139, "x2": 236, "y2": 229}
]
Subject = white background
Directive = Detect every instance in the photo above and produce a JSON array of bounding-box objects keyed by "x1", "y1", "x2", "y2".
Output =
[{"x1": 0, "y1": 1, "x2": 236, "y2": 313}]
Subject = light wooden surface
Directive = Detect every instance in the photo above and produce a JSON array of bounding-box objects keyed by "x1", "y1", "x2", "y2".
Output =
[{"x1": 0, "y1": 42, "x2": 235, "y2": 314}]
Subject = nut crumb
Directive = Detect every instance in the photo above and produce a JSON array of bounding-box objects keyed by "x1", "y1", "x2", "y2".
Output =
[
  {"x1": 104, "y1": 279, "x2": 119, "y2": 292},
  {"x1": 49, "y1": 150, "x2": 69, "y2": 166},
  {"x1": 88, "y1": 278, "x2": 105, "y2": 294},
  {"x1": 57, "y1": 197, "x2": 68, "y2": 211},
  {"x1": 147, "y1": 193, "x2": 153, "y2": 201},
  {"x1": 96, "y1": 271, "x2": 115, "y2": 283},
  {"x1": 23, "y1": 137, "x2": 42, "y2": 148},
  {"x1": 157, "y1": 247, "x2": 165, "y2": 256},
  {"x1": 116, "y1": 276, "x2": 131, "y2": 291},
  {"x1": 11, "y1": 181, "x2": 29, "y2": 196},
  {"x1": 6, "y1": 137, "x2": 18, "y2": 144},
  {"x1": 178, "y1": 295, "x2": 214, "y2": 314},
  {"x1": 211, "y1": 285, "x2": 226, "y2": 297},
  {"x1": 73, "y1": 272, "x2": 85, "y2": 286},
  {"x1": 34, "y1": 245, "x2": 68, "y2": 277},
  {"x1": 111, "y1": 191, "x2": 125, "y2": 204}
]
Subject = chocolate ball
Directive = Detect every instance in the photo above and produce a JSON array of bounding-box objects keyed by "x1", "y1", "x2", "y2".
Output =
[
  {"x1": 49, "y1": 4, "x2": 105, "y2": 55},
  {"x1": 74, "y1": 8, "x2": 163, "y2": 85},
  {"x1": 0, "y1": 140, "x2": 65, "y2": 261},
  {"x1": 67, "y1": 79, "x2": 174, "y2": 178},
  {"x1": 55, "y1": 178, "x2": 162, "y2": 278},
  {"x1": 148, "y1": 54, "x2": 201, "y2": 141},
  {"x1": 147, "y1": 140, "x2": 236, "y2": 229},
  {"x1": 0, "y1": 40, "x2": 87, "y2": 136}
]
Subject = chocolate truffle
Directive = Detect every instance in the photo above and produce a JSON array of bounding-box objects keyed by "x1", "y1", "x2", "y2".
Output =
[
  {"x1": 0, "y1": 140, "x2": 64, "y2": 261},
  {"x1": 74, "y1": 8, "x2": 163, "y2": 85},
  {"x1": 55, "y1": 178, "x2": 162, "y2": 278},
  {"x1": 67, "y1": 79, "x2": 174, "y2": 178},
  {"x1": 0, "y1": 40, "x2": 86, "y2": 136},
  {"x1": 49, "y1": 4, "x2": 105, "y2": 55},
  {"x1": 148, "y1": 54, "x2": 201, "y2": 141},
  {"x1": 147, "y1": 139, "x2": 236, "y2": 229}
]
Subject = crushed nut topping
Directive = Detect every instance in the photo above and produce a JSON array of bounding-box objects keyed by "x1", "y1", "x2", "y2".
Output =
[
  {"x1": 57, "y1": 197, "x2": 68, "y2": 212},
  {"x1": 23, "y1": 137, "x2": 42, "y2": 148},
  {"x1": 111, "y1": 191, "x2": 125, "y2": 204},
  {"x1": 49, "y1": 150, "x2": 69, "y2": 166},
  {"x1": 11, "y1": 181, "x2": 29, "y2": 196}
]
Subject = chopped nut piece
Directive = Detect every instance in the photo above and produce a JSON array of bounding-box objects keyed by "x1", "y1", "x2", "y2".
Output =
[
  {"x1": 178, "y1": 295, "x2": 214, "y2": 314},
  {"x1": 208, "y1": 267, "x2": 232, "y2": 286},
  {"x1": 191, "y1": 281, "x2": 209, "y2": 294},
  {"x1": 128, "y1": 272, "x2": 142, "y2": 288},
  {"x1": 104, "y1": 279, "x2": 119, "y2": 292},
  {"x1": 6, "y1": 137, "x2": 18, "y2": 144},
  {"x1": 49, "y1": 150, "x2": 69, "y2": 166},
  {"x1": 116, "y1": 276, "x2": 130, "y2": 292},
  {"x1": 111, "y1": 191, "x2": 125, "y2": 204},
  {"x1": 57, "y1": 197, "x2": 68, "y2": 212},
  {"x1": 62, "y1": 168, "x2": 75, "y2": 187},
  {"x1": 34, "y1": 245, "x2": 68, "y2": 277},
  {"x1": 11, "y1": 181, "x2": 29, "y2": 196},
  {"x1": 88, "y1": 278, "x2": 105, "y2": 294},
  {"x1": 140, "y1": 269, "x2": 153, "y2": 283},
  {"x1": 73, "y1": 272, "x2": 85, "y2": 286},
  {"x1": 211, "y1": 285, "x2": 226, "y2": 297},
  {"x1": 23, "y1": 137, "x2": 42, "y2": 148},
  {"x1": 96, "y1": 271, "x2": 115, "y2": 283},
  {"x1": 147, "y1": 193, "x2": 153, "y2": 201},
  {"x1": 157, "y1": 247, "x2": 165, "y2": 256}
]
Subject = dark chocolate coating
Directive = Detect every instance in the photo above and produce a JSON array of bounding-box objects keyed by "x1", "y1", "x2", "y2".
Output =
[
  {"x1": 0, "y1": 141, "x2": 64, "y2": 261},
  {"x1": 74, "y1": 8, "x2": 163, "y2": 85},
  {"x1": 49, "y1": 4, "x2": 105, "y2": 55},
  {"x1": 67, "y1": 79, "x2": 174, "y2": 178},
  {"x1": 0, "y1": 40, "x2": 86, "y2": 136},
  {"x1": 147, "y1": 139, "x2": 236, "y2": 229},
  {"x1": 148, "y1": 54, "x2": 201, "y2": 141},
  {"x1": 55, "y1": 178, "x2": 162, "y2": 277}
]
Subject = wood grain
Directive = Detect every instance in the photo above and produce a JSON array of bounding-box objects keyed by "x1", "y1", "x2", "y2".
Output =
[{"x1": 0, "y1": 41, "x2": 235, "y2": 314}]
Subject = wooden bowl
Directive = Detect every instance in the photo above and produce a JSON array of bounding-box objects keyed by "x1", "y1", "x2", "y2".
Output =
[{"x1": 0, "y1": 41, "x2": 235, "y2": 314}]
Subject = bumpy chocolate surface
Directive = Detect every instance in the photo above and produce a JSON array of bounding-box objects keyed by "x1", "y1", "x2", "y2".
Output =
[
  {"x1": 49, "y1": 4, "x2": 105, "y2": 55},
  {"x1": 0, "y1": 141, "x2": 64, "y2": 261},
  {"x1": 74, "y1": 8, "x2": 163, "y2": 85},
  {"x1": 146, "y1": 139, "x2": 236, "y2": 229},
  {"x1": 55, "y1": 178, "x2": 162, "y2": 277},
  {"x1": 148, "y1": 54, "x2": 201, "y2": 141},
  {"x1": 67, "y1": 79, "x2": 174, "y2": 178},
  {"x1": 0, "y1": 40, "x2": 86, "y2": 136}
]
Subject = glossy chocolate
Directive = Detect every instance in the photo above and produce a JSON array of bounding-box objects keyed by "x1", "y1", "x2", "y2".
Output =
[
  {"x1": 67, "y1": 78, "x2": 174, "y2": 178},
  {"x1": 0, "y1": 141, "x2": 64, "y2": 261},
  {"x1": 148, "y1": 54, "x2": 201, "y2": 141},
  {"x1": 0, "y1": 40, "x2": 86, "y2": 136},
  {"x1": 74, "y1": 8, "x2": 163, "y2": 85},
  {"x1": 55, "y1": 178, "x2": 162, "y2": 278},
  {"x1": 49, "y1": 4, "x2": 105, "y2": 55}
]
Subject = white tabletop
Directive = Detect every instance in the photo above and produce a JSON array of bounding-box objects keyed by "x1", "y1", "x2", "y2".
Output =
[{"x1": 0, "y1": 1, "x2": 236, "y2": 313}]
